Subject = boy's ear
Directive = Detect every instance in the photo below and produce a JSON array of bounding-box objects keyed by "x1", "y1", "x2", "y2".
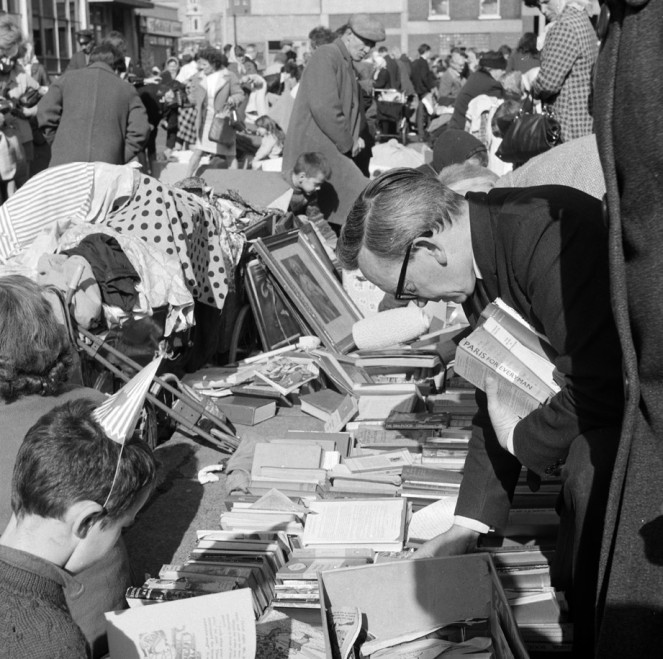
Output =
[{"x1": 67, "y1": 500, "x2": 105, "y2": 539}]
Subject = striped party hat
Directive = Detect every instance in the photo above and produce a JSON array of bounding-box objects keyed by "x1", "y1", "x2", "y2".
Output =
[{"x1": 92, "y1": 356, "x2": 162, "y2": 444}]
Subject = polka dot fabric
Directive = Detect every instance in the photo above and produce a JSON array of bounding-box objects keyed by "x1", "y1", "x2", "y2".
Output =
[{"x1": 106, "y1": 175, "x2": 234, "y2": 308}]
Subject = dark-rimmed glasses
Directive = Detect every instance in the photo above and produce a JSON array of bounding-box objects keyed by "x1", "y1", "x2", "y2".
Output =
[{"x1": 394, "y1": 242, "x2": 417, "y2": 300}]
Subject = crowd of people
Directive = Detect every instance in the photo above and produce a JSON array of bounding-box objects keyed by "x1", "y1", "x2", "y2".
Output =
[{"x1": 1, "y1": 0, "x2": 662, "y2": 657}]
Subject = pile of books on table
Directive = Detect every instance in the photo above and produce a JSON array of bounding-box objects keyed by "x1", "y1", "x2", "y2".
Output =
[
  {"x1": 126, "y1": 528, "x2": 291, "y2": 618},
  {"x1": 273, "y1": 497, "x2": 408, "y2": 613}
]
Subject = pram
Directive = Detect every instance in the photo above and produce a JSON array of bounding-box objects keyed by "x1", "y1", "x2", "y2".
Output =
[{"x1": 373, "y1": 89, "x2": 410, "y2": 146}]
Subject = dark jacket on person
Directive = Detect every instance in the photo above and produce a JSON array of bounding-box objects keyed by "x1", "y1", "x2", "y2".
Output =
[
  {"x1": 65, "y1": 50, "x2": 89, "y2": 72},
  {"x1": 384, "y1": 55, "x2": 401, "y2": 91},
  {"x1": 448, "y1": 68, "x2": 503, "y2": 130},
  {"x1": 456, "y1": 185, "x2": 624, "y2": 530},
  {"x1": 593, "y1": 0, "x2": 663, "y2": 655},
  {"x1": 410, "y1": 56, "x2": 437, "y2": 96},
  {"x1": 37, "y1": 61, "x2": 151, "y2": 167},
  {"x1": 283, "y1": 38, "x2": 369, "y2": 225}
]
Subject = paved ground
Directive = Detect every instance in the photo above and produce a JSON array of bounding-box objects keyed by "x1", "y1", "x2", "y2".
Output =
[{"x1": 123, "y1": 406, "x2": 324, "y2": 582}]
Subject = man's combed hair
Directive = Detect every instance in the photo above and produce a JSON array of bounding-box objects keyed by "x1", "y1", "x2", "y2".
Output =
[
  {"x1": 337, "y1": 168, "x2": 464, "y2": 270},
  {"x1": 12, "y1": 399, "x2": 157, "y2": 527},
  {"x1": 0, "y1": 275, "x2": 73, "y2": 402},
  {"x1": 293, "y1": 151, "x2": 331, "y2": 179},
  {"x1": 89, "y1": 42, "x2": 124, "y2": 71}
]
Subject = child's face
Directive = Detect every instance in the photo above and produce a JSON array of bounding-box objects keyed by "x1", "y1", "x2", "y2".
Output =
[
  {"x1": 294, "y1": 172, "x2": 326, "y2": 196},
  {"x1": 65, "y1": 488, "x2": 150, "y2": 573}
]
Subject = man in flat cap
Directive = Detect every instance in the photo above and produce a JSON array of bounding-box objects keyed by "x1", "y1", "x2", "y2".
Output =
[
  {"x1": 66, "y1": 28, "x2": 95, "y2": 71},
  {"x1": 282, "y1": 14, "x2": 385, "y2": 226}
]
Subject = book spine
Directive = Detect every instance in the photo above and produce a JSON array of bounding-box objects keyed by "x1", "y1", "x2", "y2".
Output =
[
  {"x1": 401, "y1": 466, "x2": 464, "y2": 484},
  {"x1": 481, "y1": 317, "x2": 559, "y2": 394},
  {"x1": 125, "y1": 587, "x2": 202, "y2": 601},
  {"x1": 454, "y1": 334, "x2": 548, "y2": 417},
  {"x1": 480, "y1": 303, "x2": 552, "y2": 360}
]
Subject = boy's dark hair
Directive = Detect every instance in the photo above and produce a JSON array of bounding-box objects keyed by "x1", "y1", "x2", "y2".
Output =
[
  {"x1": 418, "y1": 43, "x2": 431, "y2": 55},
  {"x1": 89, "y1": 42, "x2": 125, "y2": 72},
  {"x1": 12, "y1": 399, "x2": 157, "y2": 529},
  {"x1": 293, "y1": 152, "x2": 331, "y2": 179}
]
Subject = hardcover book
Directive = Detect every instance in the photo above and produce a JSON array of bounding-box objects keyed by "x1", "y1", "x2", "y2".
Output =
[{"x1": 216, "y1": 395, "x2": 276, "y2": 426}]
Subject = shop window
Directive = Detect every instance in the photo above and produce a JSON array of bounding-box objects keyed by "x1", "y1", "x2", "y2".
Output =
[
  {"x1": 479, "y1": 0, "x2": 500, "y2": 18},
  {"x1": 429, "y1": 0, "x2": 450, "y2": 20}
]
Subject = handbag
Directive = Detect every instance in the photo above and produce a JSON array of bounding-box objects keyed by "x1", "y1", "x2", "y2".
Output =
[
  {"x1": 18, "y1": 87, "x2": 41, "y2": 109},
  {"x1": 496, "y1": 101, "x2": 562, "y2": 165},
  {"x1": 208, "y1": 112, "x2": 235, "y2": 145}
]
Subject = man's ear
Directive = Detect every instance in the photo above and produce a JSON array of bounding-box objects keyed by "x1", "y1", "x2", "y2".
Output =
[
  {"x1": 67, "y1": 500, "x2": 105, "y2": 539},
  {"x1": 412, "y1": 229, "x2": 447, "y2": 266}
]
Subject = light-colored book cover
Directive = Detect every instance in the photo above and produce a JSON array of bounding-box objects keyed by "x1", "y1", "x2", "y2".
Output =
[{"x1": 105, "y1": 589, "x2": 255, "y2": 658}]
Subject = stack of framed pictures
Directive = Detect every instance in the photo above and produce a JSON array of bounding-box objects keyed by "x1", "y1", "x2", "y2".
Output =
[{"x1": 249, "y1": 225, "x2": 363, "y2": 354}]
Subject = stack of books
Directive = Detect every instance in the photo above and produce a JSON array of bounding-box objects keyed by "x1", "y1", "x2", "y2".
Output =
[
  {"x1": 126, "y1": 529, "x2": 292, "y2": 617},
  {"x1": 273, "y1": 547, "x2": 374, "y2": 611},
  {"x1": 486, "y1": 545, "x2": 572, "y2": 654},
  {"x1": 420, "y1": 429, "x2": 471, "y2": 468},
  {"x1": 328, "y1": 449, "x2": 413, "y2": 498},
  {"x1": 220, "y1": 503, "x2": 307, "y2": 535},
  {"x1": 248, "y1": 440, "x2": 336, "y2": 498},
  {"x1": 400, "y1": 464, "x2": 463, "y2": 509}
]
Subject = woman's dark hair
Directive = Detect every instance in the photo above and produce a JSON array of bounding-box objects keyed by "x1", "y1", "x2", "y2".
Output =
[
  {"x1": 0, "y1": 275, "x2": 73, "y2": 402},
  {"x1": 517, "y1": 32, "x2": 538, "y2": 56},
  {"x1": 197, "y1": 47, "x2": 227, "y2": 70},
  {"x1": 283, "y1": 60, "x2": 300, "y2": 81}
]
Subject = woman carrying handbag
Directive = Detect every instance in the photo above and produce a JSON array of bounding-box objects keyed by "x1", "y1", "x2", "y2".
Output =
[{"x1": 185, "y1": 48, "x2": 244, "y2": 178}]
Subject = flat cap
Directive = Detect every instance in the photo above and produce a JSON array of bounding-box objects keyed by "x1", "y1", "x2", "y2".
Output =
[
  {"x1": 432, "y1": 129, "x2": 487, "y2": 173},
  {"x1": 349, "y1": 14, "x2": 386, "y2": 43},
  {"x1": 76, "y1": 28, "x2": 94, "y2": 40}
]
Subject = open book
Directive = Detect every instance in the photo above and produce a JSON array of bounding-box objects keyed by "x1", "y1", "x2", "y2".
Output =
[
  {"x1": 454, "y1": 298, "x2": 560, "y2": 417},
  {"x1": 105, "y1": 589, "x2": 255, "y2": 658}
]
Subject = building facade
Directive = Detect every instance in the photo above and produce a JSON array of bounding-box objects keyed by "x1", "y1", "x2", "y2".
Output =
[
  {"x1": 203, "y1": 0, "x2": 529, "y2": 66},
  {"x1": 0, "y1": 0, "x2": 181, "y2": 76}
]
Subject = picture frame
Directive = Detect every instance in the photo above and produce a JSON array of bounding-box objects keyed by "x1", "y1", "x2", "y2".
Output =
[
  {"x1": 253, "y1": 229, "x2": 363, "y2": 353},
  {"x1": 245, "y1": 258, "x2": 302, "y2": 351}
]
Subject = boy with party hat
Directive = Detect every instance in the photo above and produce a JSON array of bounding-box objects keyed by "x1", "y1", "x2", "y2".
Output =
[{"x1": 0, "y1": 359, "x2": 160, "y2": 657}]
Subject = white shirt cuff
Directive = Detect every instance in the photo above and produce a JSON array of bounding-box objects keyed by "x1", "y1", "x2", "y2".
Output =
[
  {"x1": 506, "y1": 427, "x2": 516, "y2": 456},
  {"x1": 454, "y1": 515, "x2": 491, "y2": 535}
]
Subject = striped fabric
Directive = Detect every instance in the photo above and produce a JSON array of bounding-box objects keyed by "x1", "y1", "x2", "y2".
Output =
[
  {"x1": 92, "y1": 356, "x2": 162, "y2": 444},
  {"x1": 0, "y1": 162, "x2": 95, "y2": 263}
]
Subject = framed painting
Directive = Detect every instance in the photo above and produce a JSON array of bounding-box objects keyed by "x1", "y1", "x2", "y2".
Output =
[
  {"x1": 253, "y1": 229, "x2": 363, "y2": 353},
  {"x1": 245, "y1": 259, "x2": 302, "y2": 351}
]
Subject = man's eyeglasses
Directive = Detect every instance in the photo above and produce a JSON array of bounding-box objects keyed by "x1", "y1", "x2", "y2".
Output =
[{"x1": 394, "y1": 242, "x2": 417, "y2": 300}]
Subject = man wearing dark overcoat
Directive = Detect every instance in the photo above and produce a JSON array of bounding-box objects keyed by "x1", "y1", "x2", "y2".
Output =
[
  {"x1": 593, "y1": 0, "x2": 663, "y2": 655},
  {"x1": 282, "y1": 14, "x2": 385, "y2": 225}
]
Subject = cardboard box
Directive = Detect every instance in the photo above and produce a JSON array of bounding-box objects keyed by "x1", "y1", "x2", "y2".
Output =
[{"x1": 318, "y1": 553, "x2": 529, "y2": 659}]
